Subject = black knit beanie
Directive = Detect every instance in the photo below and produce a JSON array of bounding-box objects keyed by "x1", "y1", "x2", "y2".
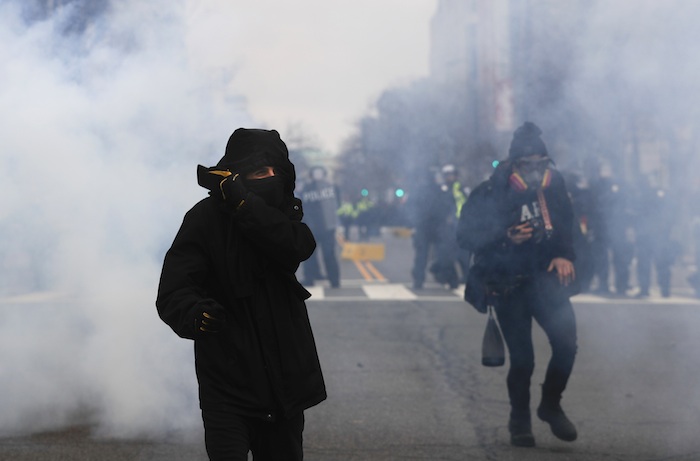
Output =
[
  {"x1": 216, "y1": 128, "x2": 296, "y2": 194},
  {"x1": 508, "y1": 122, "x2": 549, "y2": 160}
]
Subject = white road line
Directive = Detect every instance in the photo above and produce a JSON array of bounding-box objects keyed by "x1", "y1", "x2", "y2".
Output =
[
  {"x1": 303, "y1": 285, "x2": 700, "y2": 304},
  {"x1": 306, "y1": 286, "x2": 325, "y2": 300},
  {"x1": 362, "y1": 283, "x2": 417, "y2": 300},
  {"x1": 572, "y1": 294, "x2": 700, "y2": 305}
]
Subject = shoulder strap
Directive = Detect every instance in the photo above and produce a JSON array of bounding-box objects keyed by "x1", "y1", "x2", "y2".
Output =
[{"x1": 537, "y1": 189, "x2": 554, "y2": 239}]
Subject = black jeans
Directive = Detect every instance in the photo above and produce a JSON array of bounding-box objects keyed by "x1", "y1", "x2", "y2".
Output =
[
  {"x1": 494, "y1": 281, "x2": 577, "y2": 421},
  {"x1": 636, "y1": 237, "x2": 673, "y2": 296},
  {"x1": 202, "y1": 410, "x2": 304, "y2": 461},
  {"x1": 411, "y1": 228, "x2": 438, "y2": 286},
  {"x1": 303, "y1": 228, "x2": 340, "y2": 287}
]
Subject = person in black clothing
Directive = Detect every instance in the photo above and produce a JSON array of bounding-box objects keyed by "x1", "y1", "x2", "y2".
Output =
[
  {"x1": 429, "y1": 164, "x2": 471, "y2": 288},
  {"x1": 408, "y1": 170, "x2": 451, "y2": 289},
  {"x1": 562, "y1": 171, "x2": 594, "y2": 293},
  {"x1": 607, "y1": 179, "x2": 635, "y2": 297},
  {"x1": 156, "y1": 128, "x2": 326, "y2": 461},
  {"x1": 633, "y1": 176, "x2": 676, "y2": 298},
  {"x1": 586, "y1": 171, "x2": 614, "y2": 295},
  {"x1": 299, "y1": 166, "x2": 341, "y2": 288},
  {"x1": 458, "y1": 122, "x2": 578, "y2": 447},
  {"x1": 688, "y1": 186, "x2": 700, "y2": 297}
]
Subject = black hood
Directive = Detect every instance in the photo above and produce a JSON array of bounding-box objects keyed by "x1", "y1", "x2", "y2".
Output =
[{"x1": 214, "y1": 128, "x2": 296, "y2": 195}]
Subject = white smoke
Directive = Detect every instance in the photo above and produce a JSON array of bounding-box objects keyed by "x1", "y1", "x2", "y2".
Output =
[
  {"x1": 0, "y1": 0, "x2": 252, "y2": 437},
  {"x1": 565, "y1": 0, "x2": 700, "y2": 168}
]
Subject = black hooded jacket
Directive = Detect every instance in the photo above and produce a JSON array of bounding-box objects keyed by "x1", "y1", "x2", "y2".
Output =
[
  {"x1": 457, "y1": 161, "x2": 575, "y2": 280},
  {"x1": 156, "y1": 129, "x2": 326, "y2": 420}
]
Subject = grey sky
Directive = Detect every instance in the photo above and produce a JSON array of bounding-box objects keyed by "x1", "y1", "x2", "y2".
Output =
[{"x1": 185, "y1": 0, "x2": 437, "y2": 153}]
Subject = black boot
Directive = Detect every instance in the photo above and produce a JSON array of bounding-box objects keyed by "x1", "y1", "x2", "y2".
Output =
[
  {"x1": 537, "y1": 396, "x2": 577, "y2": 442},
  {"x1": 506, "y1": 369, "x2": 534, "y2": 447},
  {"x1": 508, "y1": 416, "x2": 535, "y2": 447}
]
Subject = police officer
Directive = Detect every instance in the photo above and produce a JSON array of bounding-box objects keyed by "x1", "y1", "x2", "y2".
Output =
[
  {"x1": 408, "y1": 170, "x2": 447, "y2": 289},
  {"x1": 633, "y1": 175, "x2": 675, "y2": 298},
  {"x1": 336, "y1": 195, "x2": 356, "y2": 241},
  {"x1": 429, "y1": 165, "x2": 470, "y2": 288},
  {"x1": 299, "y1": 166, "x2": 341, "y2": 288}
]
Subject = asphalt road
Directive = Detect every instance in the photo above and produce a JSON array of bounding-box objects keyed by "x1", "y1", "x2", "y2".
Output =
[{"x1": 3, "y1": 230, "x2": 700, "y2": 460}]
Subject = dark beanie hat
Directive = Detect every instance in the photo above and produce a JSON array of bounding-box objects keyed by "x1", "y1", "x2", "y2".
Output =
[
  {"x1": 508, "y1": 122, "x2": 549, "y2": 160},
  {"x1": 216, "y1": 128, "x2": 296, "y2": 193}
]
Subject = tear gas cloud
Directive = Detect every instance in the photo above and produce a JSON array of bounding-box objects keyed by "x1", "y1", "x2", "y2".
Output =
[
  {"x1": 502, "y1": 0, "x2": 700, "y2": 434},
  {"x1": 559, "y1": 0, "x2": 700, "y2": 422},
  {"x1": 538, "y1": 0, "x2": 699, "y2": 178},
  {"x1": 2, "y1": 0, "x2": 700, "y2": 440},
  {"x1": 0, "y1": 0, "x2": 253, "y2": 437}
]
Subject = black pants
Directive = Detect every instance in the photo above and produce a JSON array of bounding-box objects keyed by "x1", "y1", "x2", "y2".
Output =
[
  {"x1": 411, "y1": 228, "x2": 437, "y2": 287},
  {"x1": 303, "y1": 228, "x2": 340, "y2": 287},
  {"x1": 202, "y1": 410, "x2": 304, "y2": 461},
  {"x1": 636, "y1": 238, "x2": 672, "y2": 296},
  {"x1": 494, "y1": 282, "x2": 577, "y2": 421},
  {"x1": 589, "y1": 238, "x2": 610, "y2": 292}
]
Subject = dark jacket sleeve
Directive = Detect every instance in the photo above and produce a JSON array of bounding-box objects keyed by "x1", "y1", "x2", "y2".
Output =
[
  {"x1": 457, "y1": 181, "x2": 509, "y2": 255},
  {"x1": 458, "y1": 170, "x2": 576, "y2": 258},
  {"x1": 156, "y1": 202, "x2": 213, "y2": 340},
  {"x1": 543, "y1": 173, "x2": 576, "y2": 263},
  {"x1": 235, "y1": 195, "x2": 316, "y2": 273}
]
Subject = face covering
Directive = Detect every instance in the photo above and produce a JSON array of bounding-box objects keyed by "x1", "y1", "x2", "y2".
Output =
[
  {"x1": 522, "y1": 170, "x2": 544, "y2": 189},
  {"x1": 244, "y1": 175, "x2": 286, "y2": 209},
  {"x1": 509, "y1": 167, "x2": 552, "y2": 192}
]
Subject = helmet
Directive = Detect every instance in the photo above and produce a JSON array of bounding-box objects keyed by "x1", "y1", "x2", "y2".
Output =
[
  {"x1": 441, "y1": 164, "x2": 457, "y2": 176},
  {"x1": 309, "y1": 165, "x2": 327, "y2": 180}
]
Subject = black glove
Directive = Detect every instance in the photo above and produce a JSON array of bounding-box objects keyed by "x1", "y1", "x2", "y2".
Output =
[
  {"x1": 220, "y1": 174, "x2": 248, "y2": 210},
  {"x1": 193, "y1": 300, "x2": 227, "y2": 334},
  {"x1": 196, "y1": 165, "x2": 247, "y2": 210}
]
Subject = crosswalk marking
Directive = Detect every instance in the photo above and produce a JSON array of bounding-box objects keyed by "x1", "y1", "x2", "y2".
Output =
[
  {"x1": 305, "y1": 286, "x2": 325, "y2": 300},
  {"x1": 572, "y1": 293, "x2": 700, "y2": 305},
  {"x1": 362, "y1": 283, "x2": 417, "y2": 300},
  {"x1": 304, "y1": 283, "x2": 700, "y2": 305}
]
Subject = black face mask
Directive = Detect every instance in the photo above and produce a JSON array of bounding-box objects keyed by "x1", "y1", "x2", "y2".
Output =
[{"x1": 244, "y1": 176, "x2": 285, "y2": 209}]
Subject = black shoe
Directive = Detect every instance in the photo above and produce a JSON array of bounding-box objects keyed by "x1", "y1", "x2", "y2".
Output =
[
  {"x1": 537, "y1": 402, "x2": 577, "y2": 441},
  {"x1": 508, "y1": 418, "x2": 535, "y2": 447}
]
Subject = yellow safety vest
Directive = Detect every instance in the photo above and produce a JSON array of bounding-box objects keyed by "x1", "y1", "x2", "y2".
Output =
[{"x1": 453, "y1": 181, "x2": 467, "y2": 218}]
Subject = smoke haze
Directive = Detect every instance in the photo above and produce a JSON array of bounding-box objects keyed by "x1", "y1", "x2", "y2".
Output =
[
  {"x1": 0, "y1": 0, "x2": 253, "y2": 437},
  {"x1": 2, "y1": 0, "x2": 700, "y2": 442},
  {"x1": 540, "y1": 0, "x2": 699, "y2": 178}
]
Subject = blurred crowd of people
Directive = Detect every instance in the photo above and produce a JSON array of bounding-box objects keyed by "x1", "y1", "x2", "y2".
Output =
[
  {"x1": 405, "y1": 165, "x2": 471, "y2": 289},
  {"x1": 565, "y1": 167, "x2": 681, "y2": 298},
  {"x1": 406, "y1": 160, "x2": 689, "y2": 298},
  {"x1": 296, "y1": 158, "x2": 697, "y2": 300},
  {"x1": 295, "y1": 165, "x2": 410, "y2": 289}
]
